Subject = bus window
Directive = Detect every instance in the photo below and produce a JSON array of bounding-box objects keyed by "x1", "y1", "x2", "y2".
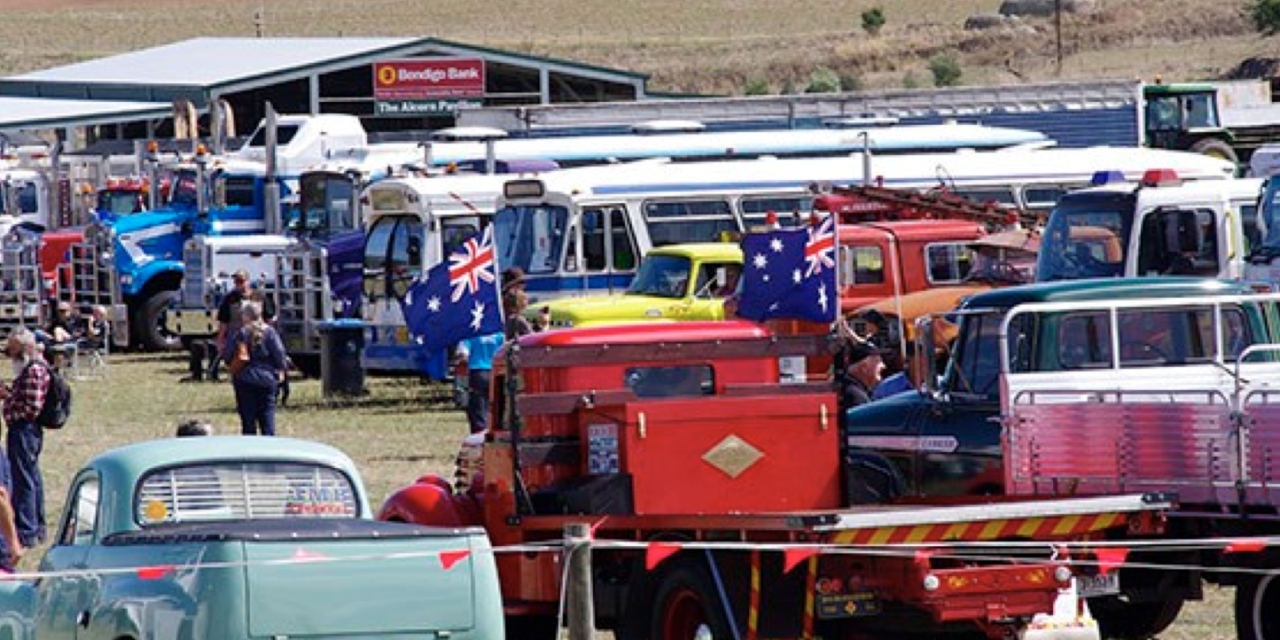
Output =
[
  {"x1": 609, "y1": 208, "x2": 637, "y2": 271},
  {"x1": 643, "y1": 199, "x2": 737, "y2": 246},
  {"x1": 583, "y1": 208, "x2": 608, "y2": 271},
  {"x1": 442, "y1": 217, "x2": 482, "y2": 258},
  {"x1": 388, "y1": 218, "x2": 424, "y2": 300},
  {"x1": 363, "y1": 217, "x2": 397, "y2": 301},
  {"x1": 493, "y1": 204, "x2": 569, "y2": 275},
  {"x1": 740, "y1": 195, "x2": 812, "y2": 228},
  {"x1": 1022, "y1": 185, "x2": 1070, "y2": 211},
  {"x1": 925, "y1": 243, "x2": 974, "y2": 284}
]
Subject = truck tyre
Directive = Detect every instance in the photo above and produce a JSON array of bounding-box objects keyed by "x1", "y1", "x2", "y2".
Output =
[
  {"x1": 135, "y1": 290, "x2": 181, "y2": 352},
  {"x1": 649, "y1": 561, "x2": 732, "y2": 640},
  {"x1": 1089, "y1": 595, "x2": 1183, "y2": 640},
  {"x1": 1236, "y1": 570, "x2": 1280, "y2": 640},
  {"x1": 1189, "y1": 137, "x2": 1239, "y2": 166}
]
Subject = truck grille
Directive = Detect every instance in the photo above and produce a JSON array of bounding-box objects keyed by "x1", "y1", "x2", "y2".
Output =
[
  {"x1": 0, "y1": 230, "x2": 44, "y2": 334},
  {"x1": 64, "y1": 222, "x2": 117, "y2": 308},
  {"x1": 276, "y1": 242, "x2": 331, "y2": 356},
  {"x1": 180, "y1": 238, "x2": 207, "y2": 309}
]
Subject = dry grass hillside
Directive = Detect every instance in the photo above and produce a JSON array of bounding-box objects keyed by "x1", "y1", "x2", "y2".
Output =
[{"x1": 0, "y1": 0, "x2": 1276, "y2": 96}]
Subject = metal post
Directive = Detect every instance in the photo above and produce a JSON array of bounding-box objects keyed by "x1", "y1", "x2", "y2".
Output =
[
  {"x1": 1055, "y1": 0, "x2": 1063, "y2": 77},
  {"x1": 264, "y1": 102, "x2": 281, "y2": 235},
  {"x1": 565, "y1": 523, "x2": 594, "y2": 640}
]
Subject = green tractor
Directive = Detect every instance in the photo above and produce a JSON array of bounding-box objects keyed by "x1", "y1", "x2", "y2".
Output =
[{"x1": 1143, "y1": 82, "x2": 1240, "y2": 166}]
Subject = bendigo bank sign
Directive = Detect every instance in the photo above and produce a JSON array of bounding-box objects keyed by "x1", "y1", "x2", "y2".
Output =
[{"x1": 373, "y1": 58, "x2": 486, "y2": 114}]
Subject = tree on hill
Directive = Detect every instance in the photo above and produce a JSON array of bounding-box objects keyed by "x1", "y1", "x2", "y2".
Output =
[
  {"x1": 861, "y1": 7, "x2": 886, "y2": 35},
  {"x1": 1252, "y1": 0, "x2": 1280, "y2": 35}
]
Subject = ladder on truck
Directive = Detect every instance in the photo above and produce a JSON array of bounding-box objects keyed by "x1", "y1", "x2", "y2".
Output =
[
  {"x1": 814, "y1": 183, "x2": 1040, "y2": 231},
  {"x1": 0, "y1": 233, "x2": 44, "y2": 335},
  {"x1": 274, "y1": 242, "x2": 332, "y2": 356}
]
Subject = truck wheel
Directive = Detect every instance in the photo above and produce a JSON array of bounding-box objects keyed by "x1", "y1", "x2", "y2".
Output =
[
  {"x1": 1236, "y1": 570, "x2": 1280, "y2": 640},
  {"x1": 1089, "y1": 595, "x2": 1183, "y2": 640},
  {"x1": 649, "y1": 561, "x2": 731, "y2": 640},
  {"x1": 135, "y1": 290, "x2": 181, "y2": 352},
  {"x1": 1189, "y1": 137, "x2": 1239, "y2": 166}
]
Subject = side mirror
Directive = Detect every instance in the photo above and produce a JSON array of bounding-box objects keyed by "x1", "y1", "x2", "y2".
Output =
[{"x1": 916, "y1": 316, "x2": 938, "y2": 396}]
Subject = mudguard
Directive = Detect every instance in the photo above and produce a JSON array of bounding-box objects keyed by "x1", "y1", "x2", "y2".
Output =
[{"x1": 380, "y1": 475, "x2": 481, "y2": 527}]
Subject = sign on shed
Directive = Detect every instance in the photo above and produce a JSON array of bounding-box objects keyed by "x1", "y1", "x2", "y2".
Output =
[{"x1": 373, "y1": 58, "x2": 485, "y2": 116}]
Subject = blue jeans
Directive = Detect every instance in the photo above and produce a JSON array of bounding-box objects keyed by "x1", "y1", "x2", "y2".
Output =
[
  {"x1": 234, "y1": 380, "x2": 278, "y2": 436},
  {"x1": 466, "y1": 369, "x2": 492, "y2": 433},
  {"x1": 7, "y1": 420, "x2": 45, "y2": 548}
]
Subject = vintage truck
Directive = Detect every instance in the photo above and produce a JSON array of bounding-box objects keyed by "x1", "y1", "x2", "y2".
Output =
[
  {"x1": 538, "y1": 242, "x2": 743, "y2": 328},
  {"x1": 0, "y1": 436, "x2": 504, "y2": 640},
  {"x1": 845, "y1": 277, "x2": 1280, "y2": 640},
  {"x1": 381, "y1": 320, "x2": 1174, "y2": 640}
]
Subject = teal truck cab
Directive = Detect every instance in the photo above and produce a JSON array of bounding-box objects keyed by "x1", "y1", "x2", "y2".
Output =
[{"x1": 0, "y1": 436, "x2": 503, "y2": 640}]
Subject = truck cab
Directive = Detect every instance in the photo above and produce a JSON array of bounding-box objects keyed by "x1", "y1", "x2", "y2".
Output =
[
  {"x1": 1036, "y1": 170, "x2": 1260, "y2": 283},
  {"x1": 539, "y1": 242, "x2": 743, "y2": 328},
  {"x1": 1143, "y1": 82, "x2": 1237, "y2": 163},
  {"x1": 843, "y1": 277, "x2": 1269, "y2": 501}
]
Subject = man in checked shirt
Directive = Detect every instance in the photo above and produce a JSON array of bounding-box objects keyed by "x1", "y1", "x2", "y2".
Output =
[{"x1": 0, "y1": 328, "x2": 48, "y2": 549}]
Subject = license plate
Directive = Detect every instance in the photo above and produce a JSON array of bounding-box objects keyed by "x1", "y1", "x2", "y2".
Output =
[
  {"x1": 816, "y1": 591, "x2": 881, "y2": 619},
  {"x1": 1077, "y1": 572, "x2": 1120, "y2": 597}
]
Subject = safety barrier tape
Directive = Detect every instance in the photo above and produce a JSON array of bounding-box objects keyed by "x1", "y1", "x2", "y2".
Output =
[{"x1": 0, "y1": 533, "x2": 1276, "y2": 583}]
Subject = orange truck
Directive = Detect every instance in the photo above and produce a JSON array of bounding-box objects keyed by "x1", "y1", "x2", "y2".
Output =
[{"x1": 381, "y1": 321, "x2": 1169, "y2": 640}]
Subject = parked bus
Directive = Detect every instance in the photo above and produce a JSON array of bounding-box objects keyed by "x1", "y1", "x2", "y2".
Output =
[{"x1": 490, "y1": 146, "x2": 1238, "y2": 303}]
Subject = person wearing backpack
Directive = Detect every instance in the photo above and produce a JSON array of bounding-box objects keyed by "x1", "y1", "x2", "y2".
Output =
[
  {"x1": 224, "y1": 301, "x2": 287, "y2": 436},
  {"x1": 0, "y1": 328, "x2": 48, "y2": 548}
]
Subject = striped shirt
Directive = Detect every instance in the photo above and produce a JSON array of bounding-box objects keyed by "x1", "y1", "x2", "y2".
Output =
[{"x1": 3, "y1": 358, "x2": 49, "y2": 424}]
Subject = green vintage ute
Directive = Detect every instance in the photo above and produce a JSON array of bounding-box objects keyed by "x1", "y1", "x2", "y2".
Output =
[
  {"x1": 540, "y1": 242, "x2": 743, "y2": 328},
  {"x1": 0, "y1": 436, "x2": 503, "y2": 640}
]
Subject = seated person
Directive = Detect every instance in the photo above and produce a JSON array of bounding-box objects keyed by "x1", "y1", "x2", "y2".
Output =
[
  {"x1": 44, "y1": 301, "x2": 82, "y2": 345},
  {"x1": 79, "y1": 305, "x2": 110, "y2": 351}
]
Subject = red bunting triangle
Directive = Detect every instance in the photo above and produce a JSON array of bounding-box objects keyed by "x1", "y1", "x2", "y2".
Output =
[
  {"x1": 136, "y1": 564, "x2": 174, "y2": 580},
  {"x1": 1224, "y1": 539, "x2": 1268, "y2": 554},
  {"x1": 439, "y1": 549, "x2": 472, "y2": 571},
  {"x1": 1094, "y1": 547, "x2": 1129, "y2": 576},
  {"x1": 783, "y1": 547, "x2": 820, "y2": 573},
  {"x1": 646, "y1": 542, "x2": 682, "y2": 571}
]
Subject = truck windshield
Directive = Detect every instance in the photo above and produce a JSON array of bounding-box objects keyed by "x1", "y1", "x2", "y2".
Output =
[
  {"x1": 1037, "y1": 192, "x2": 1133, "y2": 280},
  {"x1": 136, "y1": 461, "x2": 359, "y2": 525},
  {"x1": 945, "y1": 311, "x2": 1033, "y2": 401},
  {"x1": 626, "y1": 255, "x2": 692, "y2": 298},
  {"x1": 493, "y1": 204, "x2": 569, "y2": 275},
  {"x1": 96, "y1": 189, "x2": 146, "y2": 217},
  {"x1": 295, "y1": 172, "x2": 357, "y2": 234}
]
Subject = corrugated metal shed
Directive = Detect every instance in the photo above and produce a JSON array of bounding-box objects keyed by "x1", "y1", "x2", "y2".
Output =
[
  {"x1": 0, "y1": 96, "x2": 171, "y2": 130},
  {"x1": 0, "y1": 36, "x2": 649, "y2": 133}
]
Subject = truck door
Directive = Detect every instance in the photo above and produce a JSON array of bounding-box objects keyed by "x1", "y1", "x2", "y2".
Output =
[
  {"x1": 915, "y1": 310, "x2": 1028, "y2": 496},
  {"x1": 37, "y1": 472, "x2": 99, "y2": 640}
]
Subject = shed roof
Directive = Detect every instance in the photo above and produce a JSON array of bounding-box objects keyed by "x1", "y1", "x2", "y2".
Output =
[{"x1": 0, "y1": 96, "x2": 171, "y2": 130}]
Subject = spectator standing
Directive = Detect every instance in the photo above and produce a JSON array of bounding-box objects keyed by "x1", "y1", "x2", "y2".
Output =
[
  {"x1": 504, "y1": 288, "x2": 537, "y2": 340},
  {"x1": 455, "y1": 332, "x2": 504, "y2": 433},
  {"x1": 225, "y1": 301, "x2": 288, "y2": 436},
  {"x1": 0, "y1": 328, "x2": 48, "y2": 548},
  {"x1": 214, "y1": 270, "x2": 274, "y2": 381}
]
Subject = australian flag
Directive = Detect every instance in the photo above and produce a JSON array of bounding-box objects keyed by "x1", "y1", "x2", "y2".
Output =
[
  {"x1": 736, "y1": 214, "x2": 837, "y2": 323},
  {"x1": 402, "y1": 226, "x2": 504, "y2": 352}
]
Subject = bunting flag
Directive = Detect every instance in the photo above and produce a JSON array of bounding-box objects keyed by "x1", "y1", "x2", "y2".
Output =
[
  {"x1": 136, "y1": 564, "x2": 175, "y2": 580},
  {"x1": 646, "y1": 542, "x2": 683, "y2": 570},
  {"x1": 1093, "y1": 547, "x2": 1130, "y2": 576},
  {"x1": 439, "y1": 549, "x2": 473, "y2": 571},
  {"x1": 736, "y1": 214, "x2": 838, "y2": 323},
  {"x1": 402, "y1": 226, "x2": 504, "y2": 352},
  {"x1": 1224, "y1": 539, "x2": 1268, "y2": 554},
  {"x1": 783, "y1": 546, "x2": 821, "y2": 573}
]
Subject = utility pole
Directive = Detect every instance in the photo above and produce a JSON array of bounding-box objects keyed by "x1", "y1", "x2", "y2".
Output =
[{"x1": 1055, "y1": 0, "x2": 1063, "y2": 77}]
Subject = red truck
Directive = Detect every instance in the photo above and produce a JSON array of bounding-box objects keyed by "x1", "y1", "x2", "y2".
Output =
[{"x1": 382, "y1": 321, "x2": 1169, "y2": 640}]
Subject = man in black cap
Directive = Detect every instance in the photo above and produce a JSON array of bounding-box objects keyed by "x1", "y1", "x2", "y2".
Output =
[{"x1": 840, "y1": 341, "x2": 884, "y2": 409}]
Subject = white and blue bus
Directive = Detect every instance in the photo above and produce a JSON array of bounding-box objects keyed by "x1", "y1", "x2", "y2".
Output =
[{"x1": 491, "y1": 146, "x2": 1239, "y2": 303}]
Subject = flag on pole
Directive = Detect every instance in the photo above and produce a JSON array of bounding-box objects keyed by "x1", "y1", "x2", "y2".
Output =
[
  {"x1": 736, "y1": 215, "x2": 837, "y2": 323},
  {"x1": 402, "y1": 226, "x2": 504, "y2": 352}
]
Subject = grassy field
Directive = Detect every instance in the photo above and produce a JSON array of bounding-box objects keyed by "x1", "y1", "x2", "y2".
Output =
[
  {"x1": 9, "y1": 351, "x2": 1234, "y2": 639},
  {"x1": 0, "y1": 0, "x2": 1274, "y2": 96}
]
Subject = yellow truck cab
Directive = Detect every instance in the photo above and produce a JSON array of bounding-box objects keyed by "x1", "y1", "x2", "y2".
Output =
[{"x1": 539, "y1": 243, "x2": 743, "y2": 328}]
